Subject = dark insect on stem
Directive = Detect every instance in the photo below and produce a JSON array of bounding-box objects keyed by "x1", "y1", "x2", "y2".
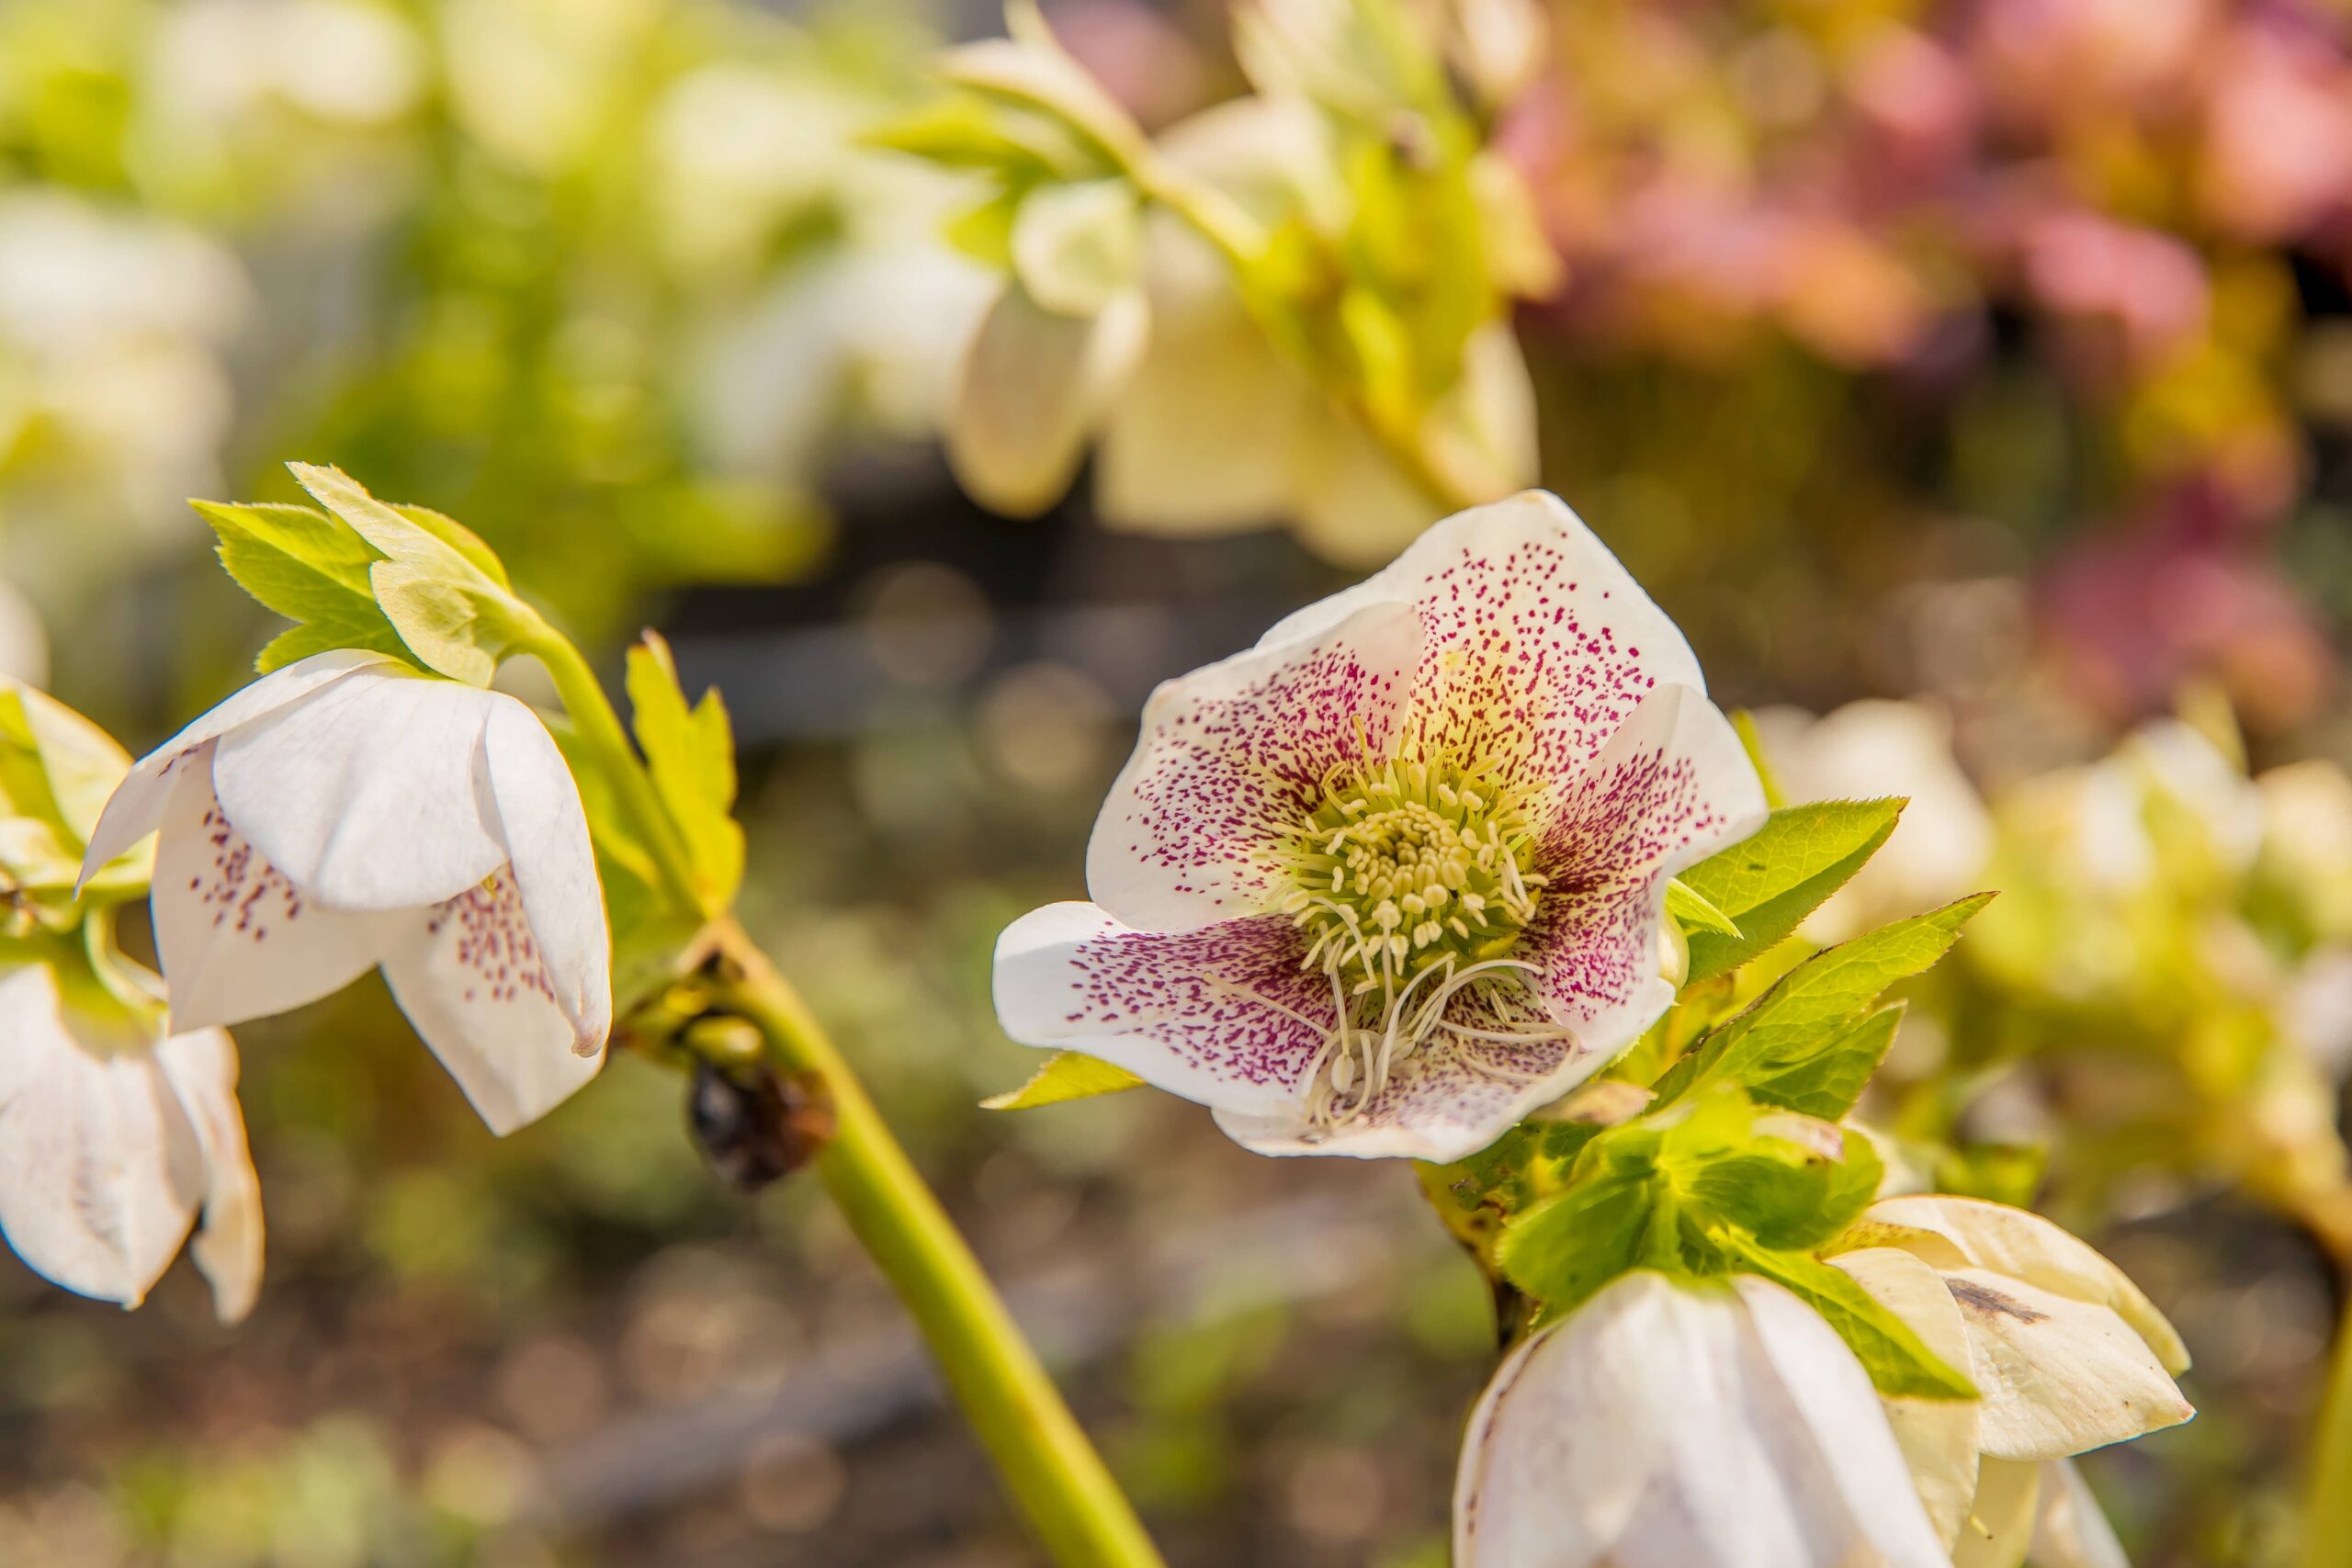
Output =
[{"x1": 688, "y1": 1060, "x2": 834, "y2": 1192}]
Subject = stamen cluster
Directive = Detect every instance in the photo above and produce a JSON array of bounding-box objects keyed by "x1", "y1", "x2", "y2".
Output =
[{"x1": 1278, "y1": 744, "x2": 1557, "y2": 1130}]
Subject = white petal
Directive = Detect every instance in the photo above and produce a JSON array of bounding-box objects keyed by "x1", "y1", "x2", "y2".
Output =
[
  {"x1": 479, "y1": 697, "x2": 610, "y2": 1053},
  {"x1": 993, "y1": 902, "x2": 1330, "y2": 1121},
  {"x1": 1261, "y1": 491, "x2": 1713, "y2": 806},
  {"x1": 2029, "y1": 1460, "x2": 2132, "y2": 1568},
  {"x1": 151, "y1": 758, "x2": 409, "y2": 1031},
  {"x1": 153, "y1": 1026, "x2": 263, "y2": 1324},
  {"x1": 1085, "y1": 599, "x2": 1420, "y2": 931},
  {"x1": 1952, "y1": 1458, "x2": 2041, "y2": 1568},
  {"x1": 1733, "y1": 1275, "x2": 1957, "y2": 1568},
  {"x1": 1831, "y1": 1247, "x2": 1985, "y2": 1546},
  {"x1": 0, "y1": 965, "x2": 202, "y2": 1306},
  {"x1": 1858, "y1": 1196, "x2": 2190, "y2": 1375},
  {"x1": 1529, "y1": 683, "x2": 1768, "y2": 1052},
  {"x1": 946, "y1": 281, "x2": 1148, "y2": 519},
  {"x1": 78, "y1": 649, "x2": 397, "y2": 882},
  {"x1": 209, "y1": 663, "x2": 507, "y2": 911},
  {"x1": 379, "y1": 873, "x2": 605, "y2": 1134},
  {"x1": 1455, "y1": 1270, "x2": 1950, "y2": 1568},
  {"x1": 1939, "y1": 1268, "x2": 2193, "y2": 1461}
]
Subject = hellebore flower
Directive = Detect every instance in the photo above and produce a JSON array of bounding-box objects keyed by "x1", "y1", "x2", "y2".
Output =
[
  {"x1": 995, "y1": 491, "x2": 1766, "y2": 1160},
  {"x1": 79, "y1": 649, "x2": 610, "y2": 1134},
  {"x1": 1831, "y1": 1196, "x2": 2193, "y2": 1566},
  {"x1": 0, "y1": 960, "x2": 259, "y2": 1322},
  {"x1": 1453, "y1": 1269, "x2": 1951, "y2": 1568}
]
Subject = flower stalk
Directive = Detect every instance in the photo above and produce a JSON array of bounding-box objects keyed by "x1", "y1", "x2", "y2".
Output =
[
  {"x1": 544, "y1": 633, "x2": 1164, "y2": 1568},
  {"x1": 699, "y1": 916, "x2": 1167, "y2": 1568}
]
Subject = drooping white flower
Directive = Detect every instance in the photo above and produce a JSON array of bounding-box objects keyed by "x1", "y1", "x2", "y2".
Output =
[
  {"x1": 79, "y1": 649, "x2": 611, "y2": 1134},
  {"x1": 1750, "y1": 700, "x2": 1993, "y2": 942},
  {"x1": 0, "y1": 961, "x2": 261, "y2": 1322},
  {"x1": 1831, "y1": 1196, "x2": 2192, "y2": 1566},
  {"x1": 994, "y1": 491, "x2": 1766, "y2": 1160},
  {"x1": 1453, "y1": 1269, "x2": 1951, "y2": 1568}
]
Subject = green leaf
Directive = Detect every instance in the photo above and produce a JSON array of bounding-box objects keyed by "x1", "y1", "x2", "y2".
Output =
[
  {"x1": 865, "y1": 95, "x2": 1098, "y2": 180},
  {"x1": 1680, "y1": 1131, "x2": 1883, "y2": 1253},
  {"x1": 981, "y1": 1051, "x2": 1147, "y2": 1110},
  {"x1": 392, "y1": 503, "x2": 511, "y2": 589},
  {"x1": 1679, "y1": 800, "x2": 1907, "y2": 982},
  {"x1": 1745, "y1": 1002, "x2": 1906, "y2": 1122},
  {"x1": 1666, "y1": 878, "x2": 1741, "y2": 939},
  {"x1": 197, "y1": 500, "x2": 418, "y2": 674},
  {"x1": 1496, "y1": 1156, "x2": 1660, "y2": 1314},
  {"x1": 1657, "y1": 896, "x2": 1992, "y2": 1110},
  {"x1": 1729, "y1": 1239, "x2": 1977, "y2": 1399},
  {"x1": 625, "y1": 632, "x2": 745, "y2": 910},
  {"x1": 288, "y1": 463, "x2": 537, "y2": 686}
]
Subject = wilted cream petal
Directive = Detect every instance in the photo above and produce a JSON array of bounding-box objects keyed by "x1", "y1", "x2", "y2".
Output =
[
  {"x1": 947, "y1": 282, "x2": 1147, "y2": 518},
  {"x1": 1940, "y1": 1268, "x2": 2193, "y2": 1461},
  {"x1": 1832, "y1": 1247, "x2": 1984, "y2": 1546},
  {"x1": 1952, "y1": 1457, "x2": 2041, "y2": 1568},
  {"x1": 153, "y1": 1025, "x2": 263, "y2": 1325},
  {"x1": 1856, "y1": 1196, "x2": 2190, "y2": 1374}
]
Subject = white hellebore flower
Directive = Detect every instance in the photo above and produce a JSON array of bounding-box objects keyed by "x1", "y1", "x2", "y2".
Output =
[
  {"x1": 79, "y1": 649, "x2": 611, "y2": 1134},
  {"x1": 1831, "y1": 1196, "x2": 2193, "y2": 1568},
  {"x1": 0, "y1": 963, "x2": 260, "y2": 1322},
  {"x1": 995, "y1": 491, "x2": 1767, "y2": 1160},
  {"x1": 1453, "y1": 1269, "x2": 1951, "y2": 1568}
]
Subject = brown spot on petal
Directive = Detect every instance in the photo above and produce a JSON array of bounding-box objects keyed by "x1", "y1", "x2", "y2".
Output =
[{"x1": 1945, "y1": 1276, "x2": 2050, "y2": 1324}]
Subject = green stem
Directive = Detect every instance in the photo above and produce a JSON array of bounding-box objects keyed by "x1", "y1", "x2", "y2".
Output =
[
  {"x1": 2303, "y1": 1287, "x2": 2352, "y2": 1568},
  {"x1": 707, "y1": 918, "x2": 1166, "y2": 1568}
]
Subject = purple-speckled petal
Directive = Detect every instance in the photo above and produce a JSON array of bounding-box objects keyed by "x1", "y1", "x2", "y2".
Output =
[
  {"x1": 1086, "y1": 600, "x2": 1419, "y2": 931},
  {"x1": 1525, "y1": 683, "x2": 1767, "y2": 1055},
  {"x1": 1261, "y1": 491, "x2": 1707, "y2": 805},
  {"x1": 1215, "y1": 981, "x2": 1606, "y2": 1161},
  {"x1": 994, "y1": 902, "x2": 1334, "y2": 1115}
]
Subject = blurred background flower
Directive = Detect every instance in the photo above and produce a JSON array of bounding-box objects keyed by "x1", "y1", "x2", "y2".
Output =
[{"x1": 0, "y1": 0, "x2": 2346, "y2": 1564}]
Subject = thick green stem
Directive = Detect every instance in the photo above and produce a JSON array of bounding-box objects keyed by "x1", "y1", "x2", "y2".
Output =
[
  {"x1": 2305, "y1": 1288, "x2": 2352, "y2": 1568},
  {"x1": 707, "y1": 918, "x2": 1166, "y2": 1568}
]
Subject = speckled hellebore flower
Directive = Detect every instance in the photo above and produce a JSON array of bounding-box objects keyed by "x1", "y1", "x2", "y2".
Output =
[
  {"x1": 79, "y1": 649, "x2": 610, "y2": 1134},
  {"x1": 994, "y1": 491, "x2": 1766, "y2": 1159},
  {"x1": 1830, "y1": 1196, "x2": 2193, "y2": 1568},
  {"x1": 1453, "y1": 1269, "x2": 1951, "y2": 1568}
]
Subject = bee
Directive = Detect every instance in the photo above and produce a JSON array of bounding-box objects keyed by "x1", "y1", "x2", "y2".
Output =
[{"x1": 687, "y1": 1061, "x2": 833, "y2": 1192}]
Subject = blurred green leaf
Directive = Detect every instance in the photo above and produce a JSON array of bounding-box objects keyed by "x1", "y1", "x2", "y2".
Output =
[
  {"x1": 982, "y1": 1050, "x2": 1147, "y2": 1110},
  {"x1": 625, "y1": 631, "x2": 745, "y2": 910}
]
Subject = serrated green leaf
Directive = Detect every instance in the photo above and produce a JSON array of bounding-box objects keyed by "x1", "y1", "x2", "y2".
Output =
[
  {"x1": 198, "y1": 499, "x2": 419, "y2": 673},
  {"x1": 981, "y1": 1050, "x2": 1147, "y2": 1110},
  {"x1": 1745, "y1": 1003, "x2": 1905, "y2": 1122},
  {"x1": 1729, "y1": 1238, "x2": 1977, "y2": 1398},
  {"x1": 624, "y1": 631, "x2": 745, "y2": 911},
  {"x1": 1496, "y1": 1162, "x2": 1659, "y2": 1314},
  {"x1": 1666, "y1": 878, "x2": 1741, "y2": 939},
  {"x1": 1657, "y1": 897, "x2": 1992, "y2": 1110},
  {"x1": 288, "y1": 463, "x2": 537, "y2": 687},
  {"x1": 1679, "y1": 800, "x2": 1907, "y2": 982}
]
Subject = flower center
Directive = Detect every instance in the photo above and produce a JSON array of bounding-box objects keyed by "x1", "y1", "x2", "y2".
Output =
[{"x1": 1276, "y1": 743, "x2": 1562, "y2": 1133}]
